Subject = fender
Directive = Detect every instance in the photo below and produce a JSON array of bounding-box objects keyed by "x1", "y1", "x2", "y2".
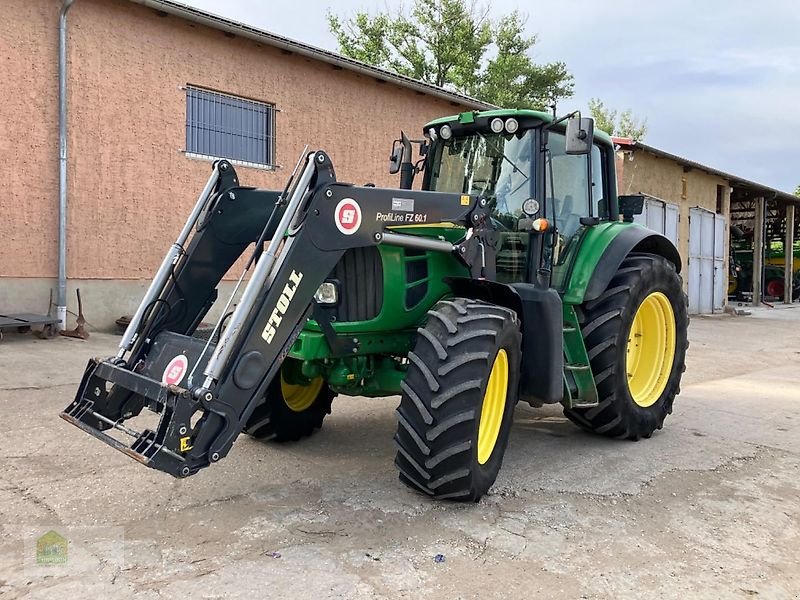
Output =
[
  {"x1": 445, "y1": 277, "x2": 563, "y2": 405},
  {"x1": 562, "y1": 222, "x2": 681, "y2": 305}
]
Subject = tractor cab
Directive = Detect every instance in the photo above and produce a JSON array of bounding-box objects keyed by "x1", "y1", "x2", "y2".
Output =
[{"x1": 394, "y1": 110, "x2": 619, "y2": 288}]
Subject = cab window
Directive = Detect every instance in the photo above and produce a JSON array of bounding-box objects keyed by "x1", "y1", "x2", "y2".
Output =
[
  {"x1": 546, "y1": 132, "x2": 590, "y2": 242},
  {"x1": 546, "y1": 133, "x2": 608, "y2": 239}
]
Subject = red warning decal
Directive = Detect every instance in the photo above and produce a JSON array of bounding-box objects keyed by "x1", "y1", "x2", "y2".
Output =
[
  {"x1": 334, "y1": 198, "x2": 362, "y2": 235},
  {"x1": 162, "y1": 354, "x2": 189, "y2": 386}
]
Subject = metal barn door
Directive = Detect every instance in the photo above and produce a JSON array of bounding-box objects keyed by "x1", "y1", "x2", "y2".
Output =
[
  {"x1": 688, "y1": 208, "x2": 726, "y2": 314},
  {"x1": 664, "y1": 203, "x2": 679, "y2": 246},
  {"x1": 634, "y1": 198, "x2": 679, "y2": 246}
]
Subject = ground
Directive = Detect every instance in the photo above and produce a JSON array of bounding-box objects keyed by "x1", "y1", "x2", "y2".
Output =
[{"x1": 1, "y1": 307, "x2": 799, "y2": 599}]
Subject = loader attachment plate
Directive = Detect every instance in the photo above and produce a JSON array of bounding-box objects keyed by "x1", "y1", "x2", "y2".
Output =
[{"x1": 61, "y1": 357, "x2": 207, "y2": 477}]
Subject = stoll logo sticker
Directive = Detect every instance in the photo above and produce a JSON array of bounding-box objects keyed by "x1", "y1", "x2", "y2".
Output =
[
  {"x1": 36, "y1": 530, "x2": 68, "y2": 565},
  {"x1": 335, "y1": 198, "x2": 362, "y2": 235},
  {"x1": 162, "y1": 354, "x2": 189, "y2": 385}
]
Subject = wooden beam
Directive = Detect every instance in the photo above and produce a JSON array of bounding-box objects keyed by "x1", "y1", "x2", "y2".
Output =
[
  {"x1": 785, "y1": 203, "x2": 795, "y2": 304},
  {"x1": 752, "y1": 197, "x2": 764, "y2": 307}
]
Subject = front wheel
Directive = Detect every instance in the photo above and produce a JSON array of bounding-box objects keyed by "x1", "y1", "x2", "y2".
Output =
[
  {"x1": 394, "y1": 298, "x2": 521, "y2": 502},
  {"x1": 243, "y1": 361, "x2": 334, "y2": 442},
  {"x1": 564, "y1": 253, "x2": 688, "y2": 439}
]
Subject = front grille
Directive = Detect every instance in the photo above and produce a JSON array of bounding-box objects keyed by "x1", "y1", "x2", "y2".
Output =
[{"x1": 331, "y1": 247, "x2": 384, "y2": 321}]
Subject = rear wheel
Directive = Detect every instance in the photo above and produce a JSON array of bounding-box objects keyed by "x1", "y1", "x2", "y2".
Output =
[
  {"x1": 766, "y1": 278, "x2": 784, "y2": 299},
  {"x1": 564, "y1": 253, "x2": 688, "y2": 439},
  {"x1": 243, "y1": 361, "x2": 334, "y2": 442},
  {"x1": 394, "y1": 298, "x2": 521, "y2": 502}
]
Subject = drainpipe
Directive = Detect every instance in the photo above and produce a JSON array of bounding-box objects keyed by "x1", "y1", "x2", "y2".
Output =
[{"x1": 57, "y1": 0, "x2": 75, "y2": 330}]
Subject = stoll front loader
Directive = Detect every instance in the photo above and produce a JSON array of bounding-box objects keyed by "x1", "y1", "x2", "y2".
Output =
[{"x1": 61, "y1": 109, "x2": 688, "y2": 502}]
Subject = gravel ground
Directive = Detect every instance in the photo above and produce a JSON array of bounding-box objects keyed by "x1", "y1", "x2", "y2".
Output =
[{"x1": 1, "y1": 306, "x2": 799, "y2": 599}]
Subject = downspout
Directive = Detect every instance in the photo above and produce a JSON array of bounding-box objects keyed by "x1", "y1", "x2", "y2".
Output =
[{"x1": 57, "y1": 0, "x2": 75, "y2": 330}]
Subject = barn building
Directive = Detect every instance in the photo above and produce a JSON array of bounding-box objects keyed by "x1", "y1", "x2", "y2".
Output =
[{"x1": 1, "y1": 0, "x2": 796, "y2": 330}]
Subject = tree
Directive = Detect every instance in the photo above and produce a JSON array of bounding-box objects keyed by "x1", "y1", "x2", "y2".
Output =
[
  {"x1": 588, "y1": 98, "x2": 648, "y2": 140},
  {"x1": 795, "y1": 185, "x2": 799, "y2": 197},
  {"x1": 328, "y1": 0, "x2": 573, "y2": 109}
]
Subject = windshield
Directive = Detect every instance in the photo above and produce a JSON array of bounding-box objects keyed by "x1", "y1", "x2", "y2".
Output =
[{"x1": 428, "y1": 130, "x2": 534, "y2": 227}]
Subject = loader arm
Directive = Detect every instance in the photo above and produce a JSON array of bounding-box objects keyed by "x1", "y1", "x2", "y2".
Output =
[{"x1": 61, "y1": 151, "x2": 494, "y2": 478}]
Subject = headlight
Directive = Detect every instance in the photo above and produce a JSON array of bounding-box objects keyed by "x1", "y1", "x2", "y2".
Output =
[
  {"x1": 522, "y1": 198, "x2": 540, "y2": 216},
  {"x1": 439, "y1": 124, "x2": 453, "y2": 140},
  {"x1": 505, "y1": 118, "x2": 519, "y2": 134},
  {"x1": 314, "y1": 281, "x2": 339, "y2": 305},
  {"x1": 490, "y1": 118, "x2": 504, "y2": 133}
]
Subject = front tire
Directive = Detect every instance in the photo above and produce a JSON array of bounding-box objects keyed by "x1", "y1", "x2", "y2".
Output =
[
  {"x1": 244, "y1": 361, "x2": 334, "y2": 442},
  {"x1": 394, "y1": 298, "x2": 521, "y2": 502},
  {"x1": 564, "y1": 253, "x2": 688, "y2": 439}
]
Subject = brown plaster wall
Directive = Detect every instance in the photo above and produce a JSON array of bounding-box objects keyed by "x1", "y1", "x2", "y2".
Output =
[{"x1": 1, "y1": 0, "x2": 468, "y2": 282}]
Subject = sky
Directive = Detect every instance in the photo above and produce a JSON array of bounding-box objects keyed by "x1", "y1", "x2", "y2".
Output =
[{"x1": 183, "y1": 0, "x2": 800, "y2": 193}]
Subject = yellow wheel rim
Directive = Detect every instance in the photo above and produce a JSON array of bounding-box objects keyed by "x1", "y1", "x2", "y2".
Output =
[
  {"x1": 477, "y1": 349, "x2": 509, "y2": 465},
  {"x1": 626, "y1": 292, "x2": 676, "y2": 408},
  {"x1": 281, "y1": 373, "x2": 323, "y2": 412},
  {"x1": 728, "y1": 277, "x2": 737, "y2": 296}
]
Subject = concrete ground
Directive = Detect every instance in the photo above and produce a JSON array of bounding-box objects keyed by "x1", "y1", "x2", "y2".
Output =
[{"x1": 1, "y1": 307, "x2": 799, "y2": 599}]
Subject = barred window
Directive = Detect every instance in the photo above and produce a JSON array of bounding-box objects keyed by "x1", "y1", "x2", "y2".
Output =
[{"x1": 185, "y1": 86, "x2": 276, "y2": 168}]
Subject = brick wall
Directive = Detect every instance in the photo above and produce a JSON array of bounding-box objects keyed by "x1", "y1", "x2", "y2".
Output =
[{"x1": 1, "y1": 0, "x2": 468, "y2": 284}]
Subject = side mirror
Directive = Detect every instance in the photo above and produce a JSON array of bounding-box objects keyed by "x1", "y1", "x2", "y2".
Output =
[
  {"x1": 565, "y1": 115, "x2": 594, "y2": 155},
  {"x1": 389, "y1": 140, "x2": 403, "y2": 174},
  {"x1": 618, "y1": 195, "x2": 645, "y2": 222},
  {"x1": 389, "y1": 131, "x2": 412, "y2": 175}
]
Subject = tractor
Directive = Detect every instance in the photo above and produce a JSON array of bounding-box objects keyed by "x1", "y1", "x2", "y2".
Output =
[{"x1": 62, "y1": 109, "x2": 688, "y2": 502}]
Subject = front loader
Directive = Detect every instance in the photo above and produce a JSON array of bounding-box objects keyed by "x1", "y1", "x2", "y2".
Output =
[{"x1": 62, "y1": 109, "x2": 688, "y2": 502}]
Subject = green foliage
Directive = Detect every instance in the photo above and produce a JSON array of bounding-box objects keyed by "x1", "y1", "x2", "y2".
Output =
[
  {"x1": 328, "y1": 0, "x2": 573, "y2": 109},
  {"x1": 794, "y1": 185, "x2": 800, "y2": 197},
  {"x1": 588, "y1": 98, "x2": 648, "y2": 140}
]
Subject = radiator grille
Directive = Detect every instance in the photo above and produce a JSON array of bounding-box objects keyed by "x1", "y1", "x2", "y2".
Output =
[{"x1": 331, "y1": 247, "x2": 384, "y2": 322}]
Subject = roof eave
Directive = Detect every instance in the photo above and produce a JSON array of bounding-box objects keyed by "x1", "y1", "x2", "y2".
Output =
[
  {"x1": 613, "y1": 138, "x2": 799, "y2": 204},
  {"x1": 128, "y1": 0, "x2": 492, "y2": 110}
]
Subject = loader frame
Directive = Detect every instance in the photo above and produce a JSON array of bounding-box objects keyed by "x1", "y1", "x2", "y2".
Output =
[{"x1": 62, "y1": 151, "x2": 496, "y2": 477}]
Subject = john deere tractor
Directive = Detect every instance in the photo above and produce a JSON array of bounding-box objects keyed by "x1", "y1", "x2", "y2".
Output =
[{"x1": 62, "y1": 109, "x2": 688, "y2": 502}]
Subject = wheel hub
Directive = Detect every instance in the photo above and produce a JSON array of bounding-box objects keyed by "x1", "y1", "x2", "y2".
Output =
[
  {"x1": 626, "y1": 292, "x2": 676, "y2": 408},
  {"x1": 477, "y1": 349, "x2": 509, "y2": 464},
  {"x1": 281, "y1": 374, "x2": 323, "y2": 412}
]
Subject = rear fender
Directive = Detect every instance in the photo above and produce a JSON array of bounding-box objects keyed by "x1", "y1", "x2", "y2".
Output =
[{"x1": 563, "y1": 222, "x2": 681, "y2": 304}]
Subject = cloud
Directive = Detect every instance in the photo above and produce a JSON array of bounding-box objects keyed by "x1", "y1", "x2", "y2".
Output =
[{"x1": 181, "y1": 0, "x2": 800, "y2": 191}]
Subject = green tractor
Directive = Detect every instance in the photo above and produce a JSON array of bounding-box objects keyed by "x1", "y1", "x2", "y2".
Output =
[{"x1": 62, "y1": 109, "x2": 688, "y2": 502}]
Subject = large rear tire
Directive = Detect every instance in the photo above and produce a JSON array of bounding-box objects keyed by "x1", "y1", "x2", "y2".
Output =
[
  {"x1": 564, "y1": 253, "x2": 688, "y2": 439},
  {"x1": 243, "y1": 360, "x2": 334, "y2": 442},
  {"x1": 394, "y1": 298, "x2": 521, "y2": 502}
]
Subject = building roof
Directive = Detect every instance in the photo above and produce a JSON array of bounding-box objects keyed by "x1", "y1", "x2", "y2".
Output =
[
  {"x1": 128, "y1": 0, "x2": 493, "y2": 111},
  {"x1": 613, "y1": 137, "x2": 799, "y2": 205}
]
